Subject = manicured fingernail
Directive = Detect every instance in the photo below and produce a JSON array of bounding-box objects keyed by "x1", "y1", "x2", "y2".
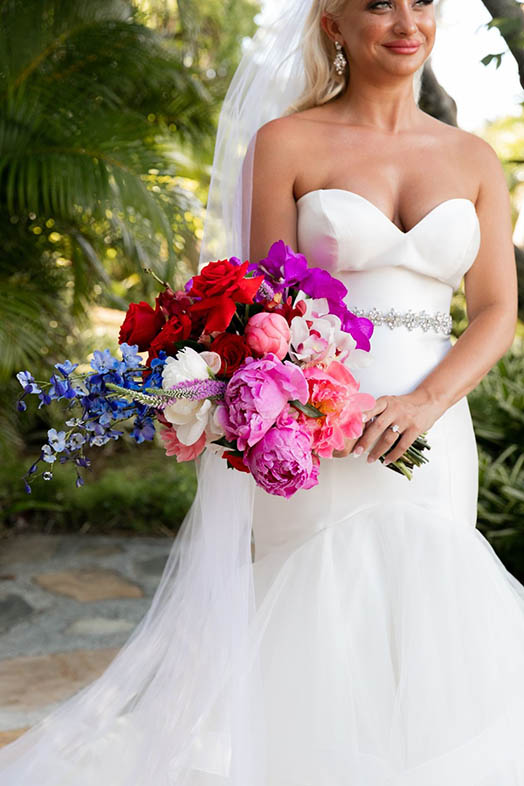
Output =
[
  {"x1": 367, "y1": 455, "x2": 376, "y2": 463},
  {"x1": 362, "y1": 414, "x2": 368, "y2": 423},
  {"x1": 353, "y1": 447, "x2": 363, "y2": 457},
  {"x1": 383, "y1": 459, "x2": 390, "y2": 466}
]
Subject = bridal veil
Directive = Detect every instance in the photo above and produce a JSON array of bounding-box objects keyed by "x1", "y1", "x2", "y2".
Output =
[{"x1": 0, "y1": 1, "x2": 425, "y2": 783}]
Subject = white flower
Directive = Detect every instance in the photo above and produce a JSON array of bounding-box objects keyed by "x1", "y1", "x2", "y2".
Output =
[
  {"x1": 289, "y1": 298, "x2": 373, "y2": 370},
  {"x1": 161, "y1": 348, "x2": 223, "y2": 445},
  {"x1": 162, "y1": 347, "x2": 212, "y2": 388}
]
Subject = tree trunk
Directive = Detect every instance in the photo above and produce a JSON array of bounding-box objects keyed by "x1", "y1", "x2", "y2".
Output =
[
  {"x1": 419, "y1": 58, "x2": 458, "y2": 126},
  {"x1": 480, "y1": 0, "x2": 524, "y2": 86}
]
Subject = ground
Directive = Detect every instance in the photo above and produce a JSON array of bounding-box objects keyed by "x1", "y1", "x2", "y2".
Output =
[{"x1": 0, "y1": 533, "x2": 174, "y2": 747}]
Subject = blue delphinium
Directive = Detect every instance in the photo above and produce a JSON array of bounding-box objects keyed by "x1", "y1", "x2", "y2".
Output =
[{"x1": 16, "y1": 343, "x2": 166, "y2": 492}]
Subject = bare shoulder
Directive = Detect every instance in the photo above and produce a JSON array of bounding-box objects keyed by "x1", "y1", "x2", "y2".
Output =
[
  {"x1": 429, "y1": 118, "x2": 505, "y2": 191},
  {"x1": 255, "y1": 115, "x2": 309, "y2": 157},
  {"x1": 451, "y1": 125, "x2": 501, "y2": 166},
  {"x1": 253, "y1": 114, "x2": 314, "y2": 190},
  {"x1": 456, "y1": 128, "x2": 508, "y2": 203}
]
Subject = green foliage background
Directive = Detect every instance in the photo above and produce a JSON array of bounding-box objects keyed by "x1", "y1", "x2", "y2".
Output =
[{"x1": 1, "y1": 0, "x2": 523, "y2": 584}]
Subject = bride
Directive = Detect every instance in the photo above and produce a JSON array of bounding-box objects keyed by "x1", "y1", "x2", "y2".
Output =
[{"x1": 1, "y1": 0, "x2": 522, "y2": 784}]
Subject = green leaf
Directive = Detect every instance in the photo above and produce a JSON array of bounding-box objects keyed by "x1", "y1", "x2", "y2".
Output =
[
  {"x1": 290, "y1": 399, "x2": 324, "y2": 418},
  {"x1": 481, "y1": 52, "x2": 505, "y2": 69}
]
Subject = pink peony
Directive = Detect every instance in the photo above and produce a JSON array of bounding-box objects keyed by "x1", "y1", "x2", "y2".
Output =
[
  {"x1": 160, "y1": 427, "x2": 206, "y2": 461},
  {"x1": 245, "y1": 312, "x2": 291, "y2": 360},
  {"x1": 300, "y1": 360, "x2": 376, "y2": 458},
  {"x1": 216, "y1": 354, "x2": 308, "y2": 451},
  {"x1": 244, "y1": 409, "x2": 319, "y2": 498}
]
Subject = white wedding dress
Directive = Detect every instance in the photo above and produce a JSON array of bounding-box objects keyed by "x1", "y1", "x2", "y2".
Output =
[
  {"x1": 2, "y1": 188, "x2": 524, "y2": 785},
  {"x1": 250, "y1": 188, "x2": 524, "y2": 784}
]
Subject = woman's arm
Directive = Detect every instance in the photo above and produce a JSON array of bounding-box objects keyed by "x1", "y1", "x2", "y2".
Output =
[
  {"x1": 248, "y1": 118, "x2": 300, "y2": 263},
  {"x1": 351, "y1": 137, "x2": 518, "y2": 465}
]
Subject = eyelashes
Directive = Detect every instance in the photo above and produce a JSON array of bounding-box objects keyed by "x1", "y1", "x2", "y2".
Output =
[{"x1": 368, "y1": 0, "x2": 434, "y2": 9}]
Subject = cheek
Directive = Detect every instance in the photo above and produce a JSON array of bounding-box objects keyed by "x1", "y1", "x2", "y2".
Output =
[
  {"x1": 346, "y1": 18, "x2": 390, "y2": 49},
  {"x1": 421, "y1": 15, "x2": 437, "y2": 44}
]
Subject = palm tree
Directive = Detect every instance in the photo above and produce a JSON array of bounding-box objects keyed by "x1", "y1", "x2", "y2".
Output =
[
  {"x1": 0, "y1": 0, "x2": 214, "y2": 376},
  {"x1": 0, "y1": 0, "x2": 218, "y2": 446}
]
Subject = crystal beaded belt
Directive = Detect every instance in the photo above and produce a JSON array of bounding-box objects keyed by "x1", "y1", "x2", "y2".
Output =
[{"x1": 349, "y1": 306, "x2": 453, "y2": 335}]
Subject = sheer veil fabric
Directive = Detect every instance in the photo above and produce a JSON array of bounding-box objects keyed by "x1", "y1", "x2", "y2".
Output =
[
  {"x1": 199, "y1": 0, "x2": 425, "y2": 273},
  {"x1": 0, "y1": 451, "x2": 268, "y2": 785},
  {"x1": 0, "y1": 2, "x2": 426, "y2": 784}
]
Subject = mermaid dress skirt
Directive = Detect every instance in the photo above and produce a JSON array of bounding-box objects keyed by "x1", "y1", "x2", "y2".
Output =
[
  {"x1": 249, "y1": 190, "x2": 524, "y2": 784},
  {"x1": 2, "y1": 189, "x2": 524, "y2": 785}
]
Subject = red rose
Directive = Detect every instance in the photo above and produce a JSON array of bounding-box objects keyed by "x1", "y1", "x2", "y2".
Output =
[
  {"x1": 190, "y1": 260, "x2": 248, "y2": 300},
  {"x1": 148, "y1": 312, "x2": 192, "y2": 358},
  {"x1": 156, "y1": 289, "x2": 192, "y2": 319},
  {"x1": 156, "y1": 289, "x2": 205, "y2": 339},
  {"x1": 189, "y1": 260, "x2": 263, "y2": 333},
  {"x1": 209, "y1": 333, "x2": 252, "y2": 378},
  {"x1": 119, "y1": 301, "x2": 165, "y2": 351},
  {"x1": 223, "y1": 451, "x2": 250, "y2": 473}
]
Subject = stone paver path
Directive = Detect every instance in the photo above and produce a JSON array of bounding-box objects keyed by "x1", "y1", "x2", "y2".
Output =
[{"x1": 0, "y1": 533, "x2": 174, "y2": 747}]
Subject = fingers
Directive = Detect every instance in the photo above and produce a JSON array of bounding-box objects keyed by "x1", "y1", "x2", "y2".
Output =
[
  {"x1": 366, "y1": 425, "x2": 402, "y2": 463},
  {"x1": 352, "y1": 406, "x2": 393, "y2": 457},
  {"x1": 334, "y1": 436, "x2": 359, "y2": 458},
  {"x1": 383, "y1": 428, "x2": 418, "y2": 465},
  {"x1": 361, "y1": 396, "x2": 389, "y2": 424},
  {"x1": 352, "y1": 396, "x2": 420, "y2": 464}
]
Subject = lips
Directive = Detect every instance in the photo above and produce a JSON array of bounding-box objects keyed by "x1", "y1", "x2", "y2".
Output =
[{"x1": 384, "y1": 41, "x2": 421, "y2": 53}]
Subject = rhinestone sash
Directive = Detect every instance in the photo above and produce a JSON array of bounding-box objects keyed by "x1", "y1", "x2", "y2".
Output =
[{"x1": 349, "y1": 306, "x2": 453, "y2": 335}]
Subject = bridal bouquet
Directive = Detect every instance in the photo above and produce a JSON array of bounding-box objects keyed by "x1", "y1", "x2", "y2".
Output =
[{"x1": 16, "y1": 241, "x2": 430, "y2": 498}]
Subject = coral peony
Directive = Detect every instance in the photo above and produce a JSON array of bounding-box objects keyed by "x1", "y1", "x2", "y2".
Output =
[
  {"x1": 216, "y1": 354, "x2": 308, "y2": 451},
  {"x1": 244, "y1": 410, "x2": 319, "y2": 498},
  {"x1": 245, "y1": 312, "x2": 291, "y2": 360},
  {"x1": 160, "y1": 427, "x2": 206, "y2": 461},
  {"x1": 300, "y1": 360, "x2": 376, "y2": 458}
]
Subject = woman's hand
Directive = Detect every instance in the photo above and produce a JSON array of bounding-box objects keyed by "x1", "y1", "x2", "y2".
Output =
[
  {"x1": 350, "y1": 390, "x2": 447, "y2": 465},
  {"x1": 333, "y1": 436, "x2": 360, "y2": 459}
]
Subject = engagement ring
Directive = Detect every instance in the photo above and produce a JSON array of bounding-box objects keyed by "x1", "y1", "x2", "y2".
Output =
[{"x1": 390, "y1": 424, "x2": 400, "y2": 433}]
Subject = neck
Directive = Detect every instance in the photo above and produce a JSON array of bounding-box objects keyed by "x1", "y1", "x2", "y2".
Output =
[{"x1": 332, "y1": 73, "x2": 422, "y2": 134}]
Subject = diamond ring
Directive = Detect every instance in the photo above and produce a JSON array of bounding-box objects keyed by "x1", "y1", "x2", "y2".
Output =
[{"x1": 390, "y1": 424, "x2": 400, "y2": 433}]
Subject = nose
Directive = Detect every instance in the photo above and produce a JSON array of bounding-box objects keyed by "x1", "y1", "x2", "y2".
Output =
[{"x1": 393, "y1": 4, "x2": 418, "y2": 35}]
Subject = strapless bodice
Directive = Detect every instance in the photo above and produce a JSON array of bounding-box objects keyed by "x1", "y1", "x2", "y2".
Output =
[{"x1": 297, "y1": 188, "x2": 481, "y2": 315}]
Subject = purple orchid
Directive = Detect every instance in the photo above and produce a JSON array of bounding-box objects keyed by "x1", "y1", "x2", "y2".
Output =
[
  {"x1": 250, "y1": 241, "x2": 346, "y2": 303},
  {"x1": 248, "y1": 241, "x2": 309, "y2": 294},
  {"x1": 328, "y1": 300, "x2": 375, "y2": 352}
]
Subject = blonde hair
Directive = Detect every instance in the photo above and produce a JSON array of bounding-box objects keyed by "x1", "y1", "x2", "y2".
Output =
[
  {"x1": 286, "y1": 0, "x2": 349, "y2": 114},
  {"x1": 286, "y1": 0, "x2": 425, "y2": 115}
]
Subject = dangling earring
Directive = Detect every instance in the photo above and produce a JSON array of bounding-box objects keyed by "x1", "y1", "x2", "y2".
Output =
[{"x1": 333, "y1": 41, "x2": 347, "y2": 76}]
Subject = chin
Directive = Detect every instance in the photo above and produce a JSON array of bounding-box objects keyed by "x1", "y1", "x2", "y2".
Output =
[{"x1": 382, "y1": 55, "x2": 427, "y2": 77}]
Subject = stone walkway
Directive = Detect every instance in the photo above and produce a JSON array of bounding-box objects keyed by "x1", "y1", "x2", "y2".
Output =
[{"x1": 0, "y1": 533, "x2": 174, "y2": 748}]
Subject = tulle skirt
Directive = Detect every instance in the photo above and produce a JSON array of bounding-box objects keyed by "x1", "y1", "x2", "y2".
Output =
[
  {"x1": 250, "y1": 497, "x2": 524, "y2": 784},
  {"x1": 3, "y1": 330, "x2": 524, "y2": 784}
]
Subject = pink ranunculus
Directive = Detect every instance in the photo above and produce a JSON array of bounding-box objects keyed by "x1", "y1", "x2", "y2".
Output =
[
  {"x1": 300, "y1": 360, "x2": 376, "y2": 458},
  {"x1": 245, "y1": 312, "x2": 291, "y2": 360},
  {"x1": 160, "y1": 427, "x2": 206, "y2": 461},
  {"x1": 244, "y1": 409, "x2": 319, "y2": 498},
  {"x1": 216, "y1": 354, "x2": 309, "y2": 451}
]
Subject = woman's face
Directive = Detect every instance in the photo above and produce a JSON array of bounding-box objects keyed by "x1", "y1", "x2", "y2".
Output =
[{"x1": 323, "y1": 0, "x2": 436, "y2": 80}]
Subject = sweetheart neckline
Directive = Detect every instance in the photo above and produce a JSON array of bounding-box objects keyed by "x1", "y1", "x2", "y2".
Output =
[{"x1": 295, "y1": 188, "x2": 478, "y2": 236}]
